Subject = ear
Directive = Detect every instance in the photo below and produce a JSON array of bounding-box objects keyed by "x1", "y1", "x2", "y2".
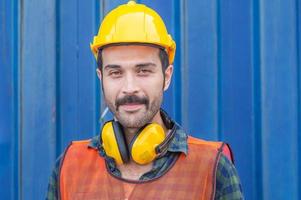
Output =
[
  {"x1": 96, "y1": 68, "x2": 102, "y2": 80},
  {"x1": 163, "y1": 65, "x2": 173, "y2": 91}
]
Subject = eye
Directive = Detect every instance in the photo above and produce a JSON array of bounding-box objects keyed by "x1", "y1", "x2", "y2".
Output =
[
  {"x1": 137, "y1": 69, "x2": 152, "y2": 75},
  {"x1": 109, "y1": 70, "x2": 122, "y2": 78}
]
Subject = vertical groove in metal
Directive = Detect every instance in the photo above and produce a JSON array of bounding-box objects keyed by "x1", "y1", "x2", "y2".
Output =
[
  {"x1": 12, "y1": 0, "x2": 20, "y2": 199},
  {"x1": 173, "y1": 0, "x2": 182, "y2": 123},
  {"x1": 55, "y1": 0, "x2": 61, "y2": 157},
  {"x1": 100, "y1": 0, "x2": 105, "y2": 126},
  {"x1": 99, "y1": 0, "x2": 106, "y2": 122},
  {"x1": 216, "y1": 0, "x2": 222, "y2": 140},
  {"x1": 252, "y1": 0, "x2": 263, "y2": 198},
  {"x1": 76, "y1": 0, "x2": 80, "y2": 133},
  {"x1": 91, "y1": 0, "x2": 100, "y2": 133},
  {"x1": 296, "y1": 0, "x2": 301, "y2": 199},
  {"x1": 94, "y1": 0, "x2": 101, "y2": 134},
  {"x1": 100, "y1": 0, "x2": 107, "y2": 123},
  {"x1": 180, "y1": 0, "x2": 188, "y2": 129},
  {"x1": 19, "y1": 0, "x2": 24, "y2": 199}
]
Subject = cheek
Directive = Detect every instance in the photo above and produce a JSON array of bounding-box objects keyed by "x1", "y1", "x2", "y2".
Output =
[
  {"x1": 102, "y1": 79, "x2": 119, "y2": 100},
  {"x1": 139, "y1": 76, "x2": 164, "y2": 96}
]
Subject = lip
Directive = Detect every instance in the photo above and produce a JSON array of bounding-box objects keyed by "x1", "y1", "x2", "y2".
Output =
[{"x1": 119, "y1": 104, "x2": 144, "y2": 112}]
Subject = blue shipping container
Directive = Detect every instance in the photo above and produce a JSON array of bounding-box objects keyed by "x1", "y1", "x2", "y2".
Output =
[{"x1": 0, "y1": 0, "x2": 300, "y2": 199}]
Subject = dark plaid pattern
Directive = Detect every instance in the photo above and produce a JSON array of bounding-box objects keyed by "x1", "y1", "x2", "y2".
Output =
[{"x1": 46, "y1": 124, "x2": 244, "y2": 199}]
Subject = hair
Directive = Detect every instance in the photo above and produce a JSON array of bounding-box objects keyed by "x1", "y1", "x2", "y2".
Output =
[{"x1": 97, "y1": 45, "x2": 169, "y2": 73}]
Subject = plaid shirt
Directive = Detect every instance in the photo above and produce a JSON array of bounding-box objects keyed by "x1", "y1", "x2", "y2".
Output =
[{"x1": 46, "y1": 125, "x2": 244, "y2": 199}]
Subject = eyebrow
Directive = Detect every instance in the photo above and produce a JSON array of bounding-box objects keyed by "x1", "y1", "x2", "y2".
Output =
[
  {"x1": 135, "y1": 62, "x2": 157, "y2": 68},
  {"x1": 103, "y1": 64, "x2": 121, "y2": 71},
  {"x1": 104, "y1": 62, "x2": 156, "y2": 70}
]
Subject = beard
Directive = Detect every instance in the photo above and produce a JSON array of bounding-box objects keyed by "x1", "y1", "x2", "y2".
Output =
[{"x1": 104, "y1": 92, "x2": 163, "y2": 129}]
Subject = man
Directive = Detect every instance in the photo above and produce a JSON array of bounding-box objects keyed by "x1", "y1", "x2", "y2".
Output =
[{"x1": 47, "y1": 1, "x2": 243, "y2": 199}]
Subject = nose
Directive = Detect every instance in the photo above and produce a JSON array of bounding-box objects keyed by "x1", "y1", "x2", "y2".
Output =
[{"x1": 122, "y1": 73, "x2": 139, "y2": 94}]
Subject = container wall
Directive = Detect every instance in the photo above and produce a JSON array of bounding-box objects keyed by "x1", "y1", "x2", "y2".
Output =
[{"x1": 1, "y1": 0, "x2": 300, "y2": 199}]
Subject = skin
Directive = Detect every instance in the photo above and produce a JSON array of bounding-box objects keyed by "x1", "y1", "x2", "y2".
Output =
[{"x1": 96, "y1": 45, "x2": 173, "y2": 180}]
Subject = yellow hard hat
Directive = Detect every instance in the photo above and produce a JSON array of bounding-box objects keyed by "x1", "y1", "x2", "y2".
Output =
[{"x1": 90, "y1": 0, "x2": 176, "y2": 64}]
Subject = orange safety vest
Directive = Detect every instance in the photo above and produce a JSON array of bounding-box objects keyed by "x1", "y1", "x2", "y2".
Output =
[{"x1": 59, "y1": 136, "x2": 233, "y2": 200}]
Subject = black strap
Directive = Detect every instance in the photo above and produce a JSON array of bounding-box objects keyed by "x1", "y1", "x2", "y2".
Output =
[{"x1": 155, "y1": 109, "x2": 177, "y2": 156}]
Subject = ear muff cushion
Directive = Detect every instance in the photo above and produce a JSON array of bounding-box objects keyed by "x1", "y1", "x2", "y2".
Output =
[
  {"x1": 129, "y1": 123, "x2": 165, "y2": 165},
  {"x1": 112, "y1": 121, "x2": 130, "y2": 163}
]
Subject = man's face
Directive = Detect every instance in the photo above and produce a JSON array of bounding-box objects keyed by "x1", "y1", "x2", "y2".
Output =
[{"x1": 97, "y1": 45, "x2": 173, "y2": 128}]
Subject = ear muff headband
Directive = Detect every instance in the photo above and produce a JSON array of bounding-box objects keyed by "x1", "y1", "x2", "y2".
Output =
[
  {"x1": 101, "y1": 121, "x2": 129, "y2": 165},
  {"x1": 130, "y1": 123, "x2": 165, "y2": 165}
]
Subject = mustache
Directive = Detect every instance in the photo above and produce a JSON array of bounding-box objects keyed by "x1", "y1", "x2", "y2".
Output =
[{"x1": 115, "y1": 95, "x2": 149, "y2": 110}]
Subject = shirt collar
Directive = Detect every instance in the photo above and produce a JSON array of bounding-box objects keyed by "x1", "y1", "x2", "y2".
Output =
[
  {"x1": 166, "y1": 123, "x2": 188, "y2": 155},
  {"x1": 88, "y1": 122, "x2": 188, "y2": 156}
]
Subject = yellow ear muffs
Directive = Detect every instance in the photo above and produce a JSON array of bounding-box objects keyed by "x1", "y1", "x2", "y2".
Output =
[
  {"x1": 129, "y1": 123, "x2": 165, "y2": 165},
  {"x1": 101, "y1": 109, "x2": 175, "y2": 165},
  {"x1": 101, "y1": 121, "x2": 130, "y2": 165}
]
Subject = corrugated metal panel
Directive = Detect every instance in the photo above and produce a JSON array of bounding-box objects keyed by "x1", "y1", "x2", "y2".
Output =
[
  {"x1": 20, "y1": 0, "x2": 56, "y2": 199},
  {"x1": 260, "y1": 0, "x2": 299, "y2": 199},
  {"x1": 217, "y1": 1, "x2": 255, "y2": 198},
  {"x1": 0, "y1": 0, "x2": 19, "y2": 199},
  {"x1": 0, "y1": 0, "x2": 300, "y2": 199}
]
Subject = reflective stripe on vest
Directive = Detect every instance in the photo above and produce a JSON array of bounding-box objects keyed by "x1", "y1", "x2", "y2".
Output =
[{"x1": 59, "y1": 136, "x2": 231, "y2": 200}]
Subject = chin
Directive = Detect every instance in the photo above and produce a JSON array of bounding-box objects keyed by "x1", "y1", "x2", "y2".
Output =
[{"x1": 116, "y1": 112, "x2": 151, "y2": 128}]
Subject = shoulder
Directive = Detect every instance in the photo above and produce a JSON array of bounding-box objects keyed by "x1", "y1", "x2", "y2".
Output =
[
  {"x1": 46, "y1": 154, "x2": 63, "y2": 199},
  {"x1": 59, "y1": 138, "x2": 100, "y2": 158},
  {"x1": 186, "y1": 136, "x2": 243, "y2": 198},
  {"x1": 187, "y1": 136, "x2": 223, "y2": 147},
  {"x1": 215, "y1": 154, "x2": 244, "y2": 199},
  {"x1": 187, "y1": 136, "x2": 234, "y2": 163},
  {"x1": 69, "y1": 139, "x2": 92, "y2": 148},
  {"x1": 46, "y1": 138, "x2": 95, "y2": 199}
]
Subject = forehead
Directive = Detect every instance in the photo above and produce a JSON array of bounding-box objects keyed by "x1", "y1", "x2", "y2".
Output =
[{"x1": 101, "y1": 45, "x2": 160, "y2": 65}]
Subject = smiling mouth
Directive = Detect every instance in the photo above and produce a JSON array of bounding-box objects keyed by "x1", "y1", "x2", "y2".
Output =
[{"x1": 119, "y1": 103, "x2": 144, "y2": 112}]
